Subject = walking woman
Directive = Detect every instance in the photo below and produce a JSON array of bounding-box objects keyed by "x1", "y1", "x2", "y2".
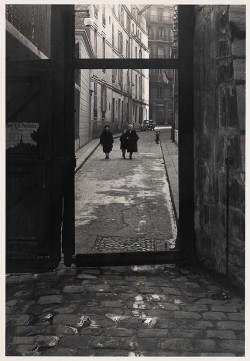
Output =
[
  {"x1": 100, "y1": 125, "x2": 114, "y2": 159},
  {"x1": 126, "y1": 124, "x2": 139, "y2": 159},
  {"x1": 120, "y1": 129, "x2": 127, "y2": 159}
]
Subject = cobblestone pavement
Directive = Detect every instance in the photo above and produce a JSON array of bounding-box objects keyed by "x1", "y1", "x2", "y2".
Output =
[
  {"x1": 75, "y1": 129, "x2": 177, "y2": 253},
  {"x1": 6, "y1": 264, "x2": 244, "y2": 356},
  {"x1": 6, "y1": 128, "x2": 245, "y2": 356}
]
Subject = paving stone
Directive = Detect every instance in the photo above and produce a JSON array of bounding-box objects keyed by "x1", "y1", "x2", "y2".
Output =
[
  {"x1": 138, "y1": 329, "x2": 169, "y2": 337},
  {"x1": 161, "y1": 287, "x2": 182, "y2": 295},
  {"x1": 6, "y1": 274, "x2": 36, "y2": 284},
  {"x1": 152, "y1": 302, "x2": 179, "y2": 311},
  {"x1": 217, "y1": 321, "x2": 244, "y2": 330},
  {"x1": 89, "y1": 315, "x2": 117, "y2": 328},
  {"x1": 42, "y1": 347, "x2": 77, "y2": 356},
  {"x1": 12, "y1": 336, "x2": 35, "y2": 345},
  {"x1": 227, "y1": 312, "x2": 244, "y2": 321},
  {"x1": 101, "y1": 300, "x2": 124, "y2": 307},
  {"x1": 52, "y1": 304, "x2": 77, "y2": 313},
  {"x1": 78, "y1": 268, "x2": 101, "y2": 275},
  {"x1": 182, "y1": 305, "x2": 209, "y2": 312},
  {"x1": 117, "y1": 337, "x2": 138, "y2": 350},
  {"x1": 35, "y1": 335, "x2": 60, "y2": 347},
  {"x1": 7, "y1": 315, "x2": 30, "y2": 326},
  {"x1": 89, "y1": 336, "x2": 120, "y2": 349},
  {"x1": 55, "y1": 268, "x2": 77, "y2": 277},
  {"x1": 188, "y1": 321, "x2": 215, "y2": 329},
  {"x1": 77, "y1": 274, "x2": 98, "y2": 279},
  {"x1": 80, "y1": 328, "x2": 103, "y2": 336},
  {"x1": 139, "y1": 287, "x2": 162, "y2": 294},
  {"x1": 53, "y1": 314, "x2": 83, "y2": 325},
  {"x1": 117, "y1": 318, "x2": 142, "y2": 329},
  {"x1": 38, "y1": 295, "x2": 62, "y2": 305},
  {"x1": 169, "y1": 329, "x2": 204, "y2": 338},
  {"x1": 203, "y1": 312, "x2": 227, "y2": 320},
  {"x1": 104, "y1": 328, "x2": 136, "y2": 337},
  {"x1": 63, "y1": 285, "x2": 86, "y2": 293},
  {"x1": 10, "y1": 344, "x2": 36, "y2": 356},
  {"x1": 10, "y1": 325, "x2": 45, "y2": 337},
  {"x1": 159, "y1": 338, "x2": 216, "y2": 352},
  {"x1": 85, "y1": 285, "x2": 111, "y2": 292},
  {"x1": 59, "y1": 335, "x2": 91, "y2": 350},
  {"x1": 201, "y1": 353, "x2": 236, "y2": 356},
  {"x1": 206, "y1": 330, "x2": 237, "y2": 339},
  {"x1": 13, "y1": 290, "x2": 33, "y2": 298},
  {"x1": 211, "y1": 304, "x2": 242, "y2": 312},
  {"x1": 171, "y1": 311, "x2": 202, "y2": 320},
  {"x1": 218, "y1": 340, "x2": 245, "y2": 354},
  {"x1": 194, "y1": 299, "x2": 227, "y2": 305},
  {"x1": 34, "y1": 288, "x2": 61, "y2": 297},
  {"x1": 6, "y1": 300, "x2": 18, "y2": 306},
  {"x1": 136, "y1": 337, "x2": 158, "y2": 351}
]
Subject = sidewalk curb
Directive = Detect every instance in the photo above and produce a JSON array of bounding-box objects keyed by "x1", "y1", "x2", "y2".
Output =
[
  {"x1": 75, "y1": 142, "x2": 100, "y2": 174},
  {"x1": 159, "y1": 139, "x2": 178, "y2": 223},
  {"x1": 75, "y1": 134, "x2": 122, "y2": 174}
]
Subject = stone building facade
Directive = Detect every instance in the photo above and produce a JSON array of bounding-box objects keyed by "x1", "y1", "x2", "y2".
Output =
[
  {"x1": 76, "y1": 5, "x2": 149, "y2": 138},
  {"x1": 143, "y1": 5, "x2": 174, "y2": 125},
  {"x1": 193, "y1": 5, "x2": 245, "y2": 286}
]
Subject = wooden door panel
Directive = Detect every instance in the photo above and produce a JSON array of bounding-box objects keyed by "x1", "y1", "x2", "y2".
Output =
[{"x1": 6, "y1": 60, "x2": 59, "y2": 271}]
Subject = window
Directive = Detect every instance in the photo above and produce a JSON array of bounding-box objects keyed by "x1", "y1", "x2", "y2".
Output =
[
  {"x1": 139, "y1": 76, "x2": 142, "y2": 99},
  {"x1": 102, "y1": 37, "x2": 105, "y2": 58},
  {"x1": 139, "y1": 49, "x2": 142, "y2": 59},
  {"x1": 118, "y1": 69, "x2": 123, "y2": 85},
  {"x1": 122, "y1": 101, "x2": 124, "y2": 122},
  {"x1": 94, "y1": 29, "x2": 97, "y2": 56},
  {"x1": 157, "y1": 46, "x2": 164, "y2": 58},
  {"x1": 74, "y1": 42, "x2": 80, "y2": 86},
  {"x1": 157, "y1": 86, "x2": 163, "y2": 97},
  {"x1": 135, "y1": 74, "x2": 138, "y2": 98},
  {"x1": 118, "y1": 31, "x2": 123, "y2": 54},
  {"x1": 102, "y1": 4, "x2": 106, "y2": 26},
  {"x1": 135, "y1": 46, "x2": 137, "y2": 58},
  {"x1": 93, "y1": 82, "x2": 97, "y2": 119},
  {"x1": 126, "y1": 39, "x2": 130, "y2": 58},
  {"x1": 158, "y1": 8, "x2": 163, "y2": 21},
  {"x1": 112, "y1": 68, "x2": 117, "y2": 83},
  {"x1": 94, "y1": 5, "x2": 98, "y2": 18},
  {"x1": 126, "y1": 14, "x2": 130, "y2": 32},
  {"x1": 112, "y1": 23, "x2": 114, "y2": 47},
  {"x1": 157, "y1": 69, "x2": 163, "y2": 75},
  {"x1": 121, "y1": 6, "x2": 124, "y2": 26},
  {"x1": 101, "y1": 84, "x2": 107, "y2": 119},
  {"x1": 158, "y1": 27, "x2": 165, "y2": 39},
  {"x1": 132, "y1": 23, "x2": 134, "y2": 34}
]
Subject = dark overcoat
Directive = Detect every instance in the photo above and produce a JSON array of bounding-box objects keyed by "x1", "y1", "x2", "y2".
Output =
[
  {"x1": 100, "y1": 130, "x2": 114, "y2": 153},
  {"x1": 126, "y1": 130, "x2": 139, "y2": 152},
  {"x1": 120, "y1": 133, "x2": 128, "y2": 150}
]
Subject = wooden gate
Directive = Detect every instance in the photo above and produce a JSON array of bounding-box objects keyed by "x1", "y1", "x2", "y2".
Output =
[{"x1": 6, "y1": 60, "x2": 62, "y2": 272}]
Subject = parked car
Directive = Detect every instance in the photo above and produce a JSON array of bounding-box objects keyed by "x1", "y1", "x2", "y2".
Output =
[
  {"x1": 148, "y1": 120, "x2": 155, "y2": 130},
  {"x1": 140, "y1": 120, "x2": 149, "y2": 131}
]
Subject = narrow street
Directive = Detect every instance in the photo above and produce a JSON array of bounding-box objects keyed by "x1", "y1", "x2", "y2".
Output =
[
  {"x1": 75, "y1": 128, "x2": 177, "y2": 254},
  {"x1": 6, "y1": 128, "x2": 244, "y2": 357}
]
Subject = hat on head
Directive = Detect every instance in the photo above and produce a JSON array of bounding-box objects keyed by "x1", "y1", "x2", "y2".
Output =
[
  {"x1": 128, "y1": 124, "x2": 133, "y2": 128},
  {"x1": 104, "y1": 125, "x2": 110, "y2": 129}
]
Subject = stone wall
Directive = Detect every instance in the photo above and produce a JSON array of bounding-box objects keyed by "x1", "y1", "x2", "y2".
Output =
[{"x1": 193, "y1": 5, "x2": 245, "y2": 286}]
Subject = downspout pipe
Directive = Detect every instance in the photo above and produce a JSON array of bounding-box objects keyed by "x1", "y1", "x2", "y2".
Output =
[{"x1": 225, "y1": 157, "x2": 234, "y2": 278}]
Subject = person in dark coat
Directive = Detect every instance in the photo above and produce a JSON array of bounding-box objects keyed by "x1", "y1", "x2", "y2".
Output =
[
  {"x1": 120, "y1": 130, "x2": 128, "y2": 159},
  {"x1": 100, "y1": 125, "x2": 114, "y2": 159},
  {"x1": 126, "y1": 124, "x2": 139, "y2": 159}
]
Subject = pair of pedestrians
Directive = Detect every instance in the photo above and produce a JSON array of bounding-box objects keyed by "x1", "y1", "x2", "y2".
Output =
[{"x1": 100, "y1": 124, "x2": 139, "y2": 160}]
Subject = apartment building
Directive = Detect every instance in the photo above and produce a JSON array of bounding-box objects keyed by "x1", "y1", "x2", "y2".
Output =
[
  {"x1": 143, "y1": 5, "x2": 174, "y2": 125},
  {"x1": 76, "y1": 4, "x2": 149, "y2": 138}
]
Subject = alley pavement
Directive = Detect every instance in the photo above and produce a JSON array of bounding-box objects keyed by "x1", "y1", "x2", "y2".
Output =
[{"x1": 5, "y1": 128, "x2": 245, "y2": 356}]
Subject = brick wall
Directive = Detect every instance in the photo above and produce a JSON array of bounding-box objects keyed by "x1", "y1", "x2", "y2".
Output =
[{"x1": 193, "y1": 5, "x2": 245, "y2": 286}]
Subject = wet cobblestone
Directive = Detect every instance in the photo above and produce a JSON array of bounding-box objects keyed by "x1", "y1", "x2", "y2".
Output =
[{"x1": 6, "y1": 264, "x2": 245, "y2": 356}]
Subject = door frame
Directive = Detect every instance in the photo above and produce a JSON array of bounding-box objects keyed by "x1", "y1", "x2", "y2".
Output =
[{"x1": 58, "y1": 5, "x2": 195, "y2": 266}]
